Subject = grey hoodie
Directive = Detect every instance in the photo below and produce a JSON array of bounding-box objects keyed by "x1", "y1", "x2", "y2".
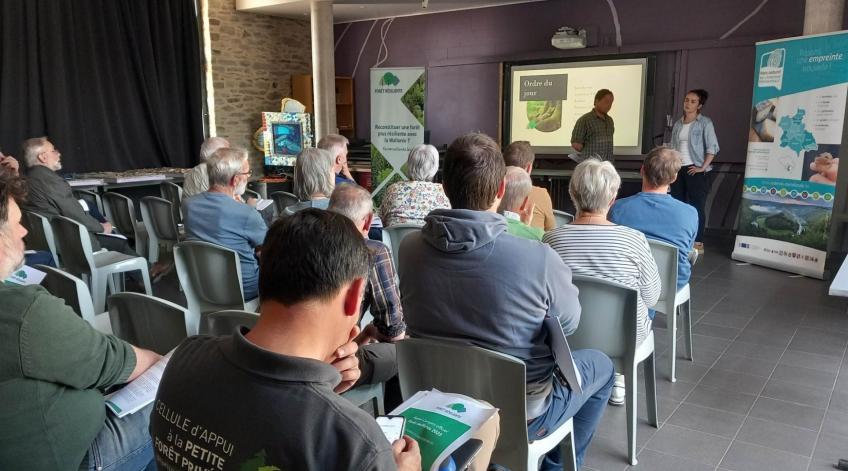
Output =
[{"x1": 399, "y1": 209, "x2": 581, "y2": 419}]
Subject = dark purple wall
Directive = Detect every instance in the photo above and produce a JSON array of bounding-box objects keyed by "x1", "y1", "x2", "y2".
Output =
[{"x1": 334, "y1": 0, "x2": 807, "y2": 163}]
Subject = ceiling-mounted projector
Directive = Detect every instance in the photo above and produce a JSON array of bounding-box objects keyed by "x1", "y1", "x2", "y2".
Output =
[{"x1": 552, "y1": 27, "x2": 587, "y2": 49}]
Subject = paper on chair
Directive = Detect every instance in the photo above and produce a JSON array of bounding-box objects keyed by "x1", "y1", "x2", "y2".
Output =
[
  {"x1": 544, "y1": 316, "x2": 583, "y2": 394},
  {"x1": 3, "y1": 265, "x2": 47, "y2": 286},
  {"x1": 105, "y1": 351, "x2": 173, "y2": 418},
  {"x1": 254, "y1": 198, "x2": 274, "y2": 211}
]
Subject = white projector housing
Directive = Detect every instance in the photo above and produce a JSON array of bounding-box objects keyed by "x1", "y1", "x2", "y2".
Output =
[{"x1": 552, "y1": 27, "x2": 587, "y2": 50}]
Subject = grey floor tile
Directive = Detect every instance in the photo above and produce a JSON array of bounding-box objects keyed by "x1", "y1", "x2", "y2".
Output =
[
  {"x1": 713, "y1": 353, "x2": 777, "y2": 378},
  {"x1": 667, "y1": 403, "x2": 745, "y2": 438},
  {"x1": 595, "y1": 405, "x2": 659, "y2": 448},
  {"x1": 820, "y1": 409, "x2": 848, "y2": 437},
  {"x1": 778, "y1": 350, "x2": 843, "y2": 373},
  {"x1": 770, "y1": 364, "x2": 838, "y2": 390},
  {"x1": 809, "y1": 458, "x2": 843, "y2": 471},
  {"x1": 812, "y1": 432, "x2": 848, "y2": 463},
  {"x1": 736, "y1": 328, "x2": 794, "y2": 348},
  {"x1": 582, "y1": 435, "x2": 631, "y2": 471},
  {"x1": 788, "y1": 328, "x2": 848, "y2": 358},
  {"x1": 666, "y1": 360, "x2": 710, "y2": 384},
  {"x1": 692, "y1": 323, "x2": 741, "y2": 340},
  {"x1": 699, "y1": 368, "x2": 769, "y2": 396},
  {"x1": 628, "y1": 449, "x2": 714, "y2": 471},
  {"x1": 801, "y1": 306, "x2": 848, "y2": 333},
  {"x1": 643, "y1": 424, "x2": 730, "y2": 466},
  {"x1": 690, "y1": 334, "x2": 733, "y2": 352},
  {"x1": 685, "y1": 383, "x2": 758, "y2": 415},
  {"x1": 687, "y1": 347, "x2": 725, "y2": 366},
  {"x1": 697, "y1": 311, "x2": 752, "y2": 329},
  {"x1": 760, "y1": 378, "x2": 832, "y2": 409},
  {"x1": 829, "y1": 391, "x2": 848, "y2": 413},
  {"x1": 724, "y1": 340, "x2": 785, "y2": 361},
  {"x1": 654, "y1": 379, "x2": 697, "y2": 402},
  {"x1": 720, "y1": 441, "x2": 809, "y2": 471},
  {"x1": 735, "y1": 416, "x2": 818, "y2": 457},
  {"x1": 748, "y1": 397, "x2": 826, "y2": 431}
]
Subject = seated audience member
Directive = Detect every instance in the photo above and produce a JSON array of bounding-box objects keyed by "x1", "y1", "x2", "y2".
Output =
[
  {"x1": 0, "y1": 174, "x2": 161, "y2": 469},
  {"x1": 609, "y1": 146, "x2": 698, "y2": 289},
  {"x1": 182, "y1": 136, "x2": 229, "y2": 197},
  {"x1": 543, "y1": 159, "x2": 660, "y2": 406},
  {"x1": 330, "y1": 183, "x2": 406, "y2": 343},
  {"x1": 503, "y1": 140, "x2": 555, "y2": 231},
  {"x1": 183, "y1": 147, "x2": 266, "y2": 300},
  {"x1": 318, "y1": 133, "x2": 356, "y2": 185},
  {"x1": 400, "y1": 133, "x2": 614, "y2": 470},
  {"x1": 498, "y1": 166, "x2": 544, "y2": 241},
  {"x1": 150, "y1": 209, "x2": 421, "y2": 470},
  {"x1": 379, "y1": 144, "x2": 450, "y2": 227},
  {"x1": 21, "y1": 137, "x2": 136, "y2": 255},
  {"x1": 285, "y1": 148, "x2": 335, "y2": 215}
]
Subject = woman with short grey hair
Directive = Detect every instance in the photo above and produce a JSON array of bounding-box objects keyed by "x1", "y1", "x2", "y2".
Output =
[
  {"x1": 379, "y1": 144, "x2": 450, "y2": 227},
  {"x1": 285, "y1": 148, "x2": 335, "y2": 215},
  {"x1": 543, "y1": 158, "x2": 660, "y2": 407}
]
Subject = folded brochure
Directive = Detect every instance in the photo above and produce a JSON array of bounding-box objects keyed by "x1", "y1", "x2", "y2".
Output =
[
  {"x1": 106, "y1": 350, "x2": 173, "y2": 418},
  {"x1": 390, "y1": 389, "x2": 496, "y2": 471}
]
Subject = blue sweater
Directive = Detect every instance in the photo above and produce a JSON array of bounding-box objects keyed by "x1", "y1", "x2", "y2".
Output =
[{"x1": 609, "y1": 192, "x2": 698, "y2": 289}]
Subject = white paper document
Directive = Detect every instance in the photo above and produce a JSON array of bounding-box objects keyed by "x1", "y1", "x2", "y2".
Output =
[
  {"x1": 254, "y1": 198, "x2": 274, "y2": 211},
  {"x1": 105, "y1": 351, "x2": 173, "y2": 418},
  {"x1": 3, "y1": 265, "x2": 47, "y2": 286}
]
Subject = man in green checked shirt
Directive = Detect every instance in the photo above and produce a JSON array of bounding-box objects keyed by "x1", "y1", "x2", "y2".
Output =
[{"x1": 571, "y1": 89, "x2": 615, "y2": 162}]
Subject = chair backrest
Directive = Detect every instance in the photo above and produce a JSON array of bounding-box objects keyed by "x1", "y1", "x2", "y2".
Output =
[
  {"x1": 160, "y1": 181, "x2": 184, "y2": 224},
  {"x1": 382, "y1": 223, "x2": 424, "y2": 268},
  {"x1": 201, "y1": 310, "x2": 259, "y2": 336},
  {"x1": 396, "y1": 338, "x2": 530, "y2": 470},
  {"x1": 140, "y1": 196, "x2": 180, "y2": 242},
  {"x1": 49, "y1": 215, "x2": 96, "y2": 277},
  {"x1": 22, "y1": 210, "x2": 60, "y2": 266},
  {"x1": 108, "y1": 292, "x2": 190, "y2": 354},
  {"x1": 36, "y1": 264, "x2": 96, "y2": 324},
  {"x1": 243, "y1": 189, "x2": 261, "y2": 201},
  {"x1": 552, "y1": 209, "x2": 574, "y2": 227},
  {"x1": 647, "y1": 239, "x2": 679, "y2": 315},
  {"x1": 73, "y1": 189, "x2": 104, "y2": 215},
  {"x1": 568, "y1": 275, "x2": 639, "y2": 366},
  {"x1": 174, "y1": 241, "x2": 248, "y2": 320},
  {"x1": 102, "y1": 192, "x2": 139, "y2": 238},
  {"x1": 270, "y1": 191, "x2": 300, "y2": 216}
]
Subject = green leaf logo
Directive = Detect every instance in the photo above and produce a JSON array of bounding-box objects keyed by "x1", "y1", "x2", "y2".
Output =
[
  {"x1": 380, "y1": 72, "x2": 400, "y2": 86},
  {"x1": 15, "y1": 270, "x2": 26, "y2": 279},
  {"x1": 448, "y1": 403, "x2": 466, "y2": 413}
]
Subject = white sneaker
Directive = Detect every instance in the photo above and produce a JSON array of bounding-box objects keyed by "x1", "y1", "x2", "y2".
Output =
[{"x1": 609, "y1": 373, "x2": 625, "y2": 406}]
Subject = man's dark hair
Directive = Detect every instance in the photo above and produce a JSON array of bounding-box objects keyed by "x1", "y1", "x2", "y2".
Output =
[
  {"x1": 442, "y1": 133, "x2": 506, "y2": 210},
  {"x1": 259, "y1": 208, "x2": 371, "y2": 305},
  {"x1": 0, "y1": 174, "x2": 26, "y2": 230},
  {"x1": 687, "y1": 89, "x2": 709, "y2": 107},
  {"x1": 594, "y1": 89, "x2": 614, "y2": 102},
  {"x1": 503, "y1": 140, "x2": 535, "y2": 169}
]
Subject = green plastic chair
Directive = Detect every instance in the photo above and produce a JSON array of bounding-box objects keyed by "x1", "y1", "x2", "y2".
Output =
[
  {"x1": 159, "y1": 181, "x2": 184, "y2": 225},
  {"x1": 201, "y1": 309, "x2": 259, "y2": 335},
  {"x1": 140, "y1": 196, "x2": 181, "y2": 264},
  {"x1": 381, "y1": 223, "x2": 424, "y2": 270},
  {"x1": 270, "y1": 191, "x2": 299, "y2": 217},
  {"x1": 396, "y1": 337, "x2": 577, "y2": 471},
  {"x1": 647, "y1": 239, "x2": 694, "y2": 382},
  {"x1": 552, "y1": 209, "x2": 574, "y2": 227},
  {"x1": 568, "y1": 275, "x2": 658, "y2": 466},
  {"x1": 103, "y1": 192, "x2": 149, "y2": 260},
  {"x1": 22, "y1": 210, "x2": 60, "y2": 267},
  {"x1": 36, "y1": 264, "x2": 96, "y2": 325}
]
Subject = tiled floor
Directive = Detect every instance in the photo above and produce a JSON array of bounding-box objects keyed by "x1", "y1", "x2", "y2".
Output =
[{"x1": 583, "y1": 237, "x2": 848, "y2": 471}]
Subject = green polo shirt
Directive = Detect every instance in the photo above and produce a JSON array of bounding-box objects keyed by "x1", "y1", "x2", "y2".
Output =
[
  {"x1": 571, "y1": 109, "x2": 615, "y2": 161},
  {"x1": 504, "y1": 212, "x2": 545, "y2": 241},
  {"x1": 0, "y1": 284, "x2": 136, "y2": 469}
]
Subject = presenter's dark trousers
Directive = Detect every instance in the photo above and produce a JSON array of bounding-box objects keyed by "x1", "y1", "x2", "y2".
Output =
[{"x1": 671, "y1": 167, "x2": 711, "y2": 242}]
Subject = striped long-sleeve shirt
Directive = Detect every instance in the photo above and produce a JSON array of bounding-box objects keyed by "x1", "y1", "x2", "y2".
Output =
[{"x1": 543, "y1": 224, "x2": 661, "y2": 345}]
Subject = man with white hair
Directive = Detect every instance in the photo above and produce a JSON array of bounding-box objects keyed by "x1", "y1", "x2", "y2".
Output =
[
  {"x1": 182, "y1": 147, "x2": 266, "y2": 300},
  {"x1": 318, "y1": 133, "x2": 355, "y2": 185},
  {"x1": 182, "y1": 136, "x2": 229, "y2": 197},
  {"x1": 0, "y1": 173, "x2": 161, "y2": 469},
  {"x1": 20, "y1": 136, "x2": 134, "y2": 255},
  {"x1": 497, "y1": 166, "x2": 544, "y2": 241}
]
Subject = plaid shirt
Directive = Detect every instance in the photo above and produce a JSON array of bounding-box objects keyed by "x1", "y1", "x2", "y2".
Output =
[
  {"x1": 362, "y1": 239, "x2": 406, "y2": 338},
  {"x1": 571, "y1": 109, "x2": 615, "y2": 161}
]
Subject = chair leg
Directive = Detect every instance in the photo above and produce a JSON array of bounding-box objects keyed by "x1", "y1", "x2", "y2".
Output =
[
  {"x1": 644, "y1": 353, "x2": 659, "y2": 427},
  {"x1": 561, "y1": 428, "x2": 578, "y2": 471},
  {"x1": 668, "y1": 307, "x2": 678, "y2": 383},
  {"x1": 138, "y1": 267, "x2": 152, "y2": 295},
  {"x1": 148, "y1": 238, "x2": 159, "y2": 264},
  {"x1": 682, "y1": 300, "x2": 694, "y2": 361},
  {"x1": 625, "y1": 365, "x2": 638, "y2": 466},
  {"x1": 91, "y1": 272, "x2": 108, "y2": 313}
]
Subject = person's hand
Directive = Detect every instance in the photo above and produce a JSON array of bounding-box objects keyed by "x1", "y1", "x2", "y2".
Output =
[
  {"x1": 518, "y1": 201, "x2": 536, "y2": 226},
  {"x1": 331, "y1": 333, "x2": 361, "y2": 393},
  {"x1": 101, "y1": 222, "x2": 113, "y2": 234},
  {"x1": 354, "y1": 323, "x2": 380, "y2": 345},
  {"x1": 342, "y1": 161, "x2": 354, "y2": 181},
  {"x1": 245, "y1": 197, "x2": 258, "y2": 208},
  {"x1": 687, "y1": 165, "x2": 707, "y2": 175},
  {"x1": 0, "y1": 155, "x2": 20, "y2": 175},
  {"x1": 392, "y1": 436, "x2": 422, "y2": 471},
  {"x1": 571, "y1": 142, "x2": 584, "y2": 152}
]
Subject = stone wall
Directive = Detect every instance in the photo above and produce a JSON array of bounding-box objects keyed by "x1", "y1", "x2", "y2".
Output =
[{"x1": 208, "y1": 0, "x2": 311, "y2": 174}]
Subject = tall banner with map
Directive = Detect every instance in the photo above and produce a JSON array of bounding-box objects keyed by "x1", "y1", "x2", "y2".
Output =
[
  {"x1": 733, "y1": 32, "x2": 848, "y2": 278},
  {"x1": 370, "y1": 67, "x2": 426, "y2": 207}
]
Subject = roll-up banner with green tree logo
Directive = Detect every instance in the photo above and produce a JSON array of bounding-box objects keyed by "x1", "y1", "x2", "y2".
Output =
[{"x1": 370, "y1": 67, "x2": 426, "y2": 208}]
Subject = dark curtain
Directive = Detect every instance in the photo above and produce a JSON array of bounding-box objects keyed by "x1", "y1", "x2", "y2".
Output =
[{"x1": 0, "y1": 0, "x2": 203, "y2": 173}]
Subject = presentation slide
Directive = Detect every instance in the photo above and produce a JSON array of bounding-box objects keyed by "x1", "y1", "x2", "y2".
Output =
[{"x1": 506, "y1": 58, "x2": 648, "y2": 155}]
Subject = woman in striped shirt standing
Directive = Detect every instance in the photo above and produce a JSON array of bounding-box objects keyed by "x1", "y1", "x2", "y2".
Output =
[{"x1": 543, "y1": 159, "x2": 660, "y2": 406}]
